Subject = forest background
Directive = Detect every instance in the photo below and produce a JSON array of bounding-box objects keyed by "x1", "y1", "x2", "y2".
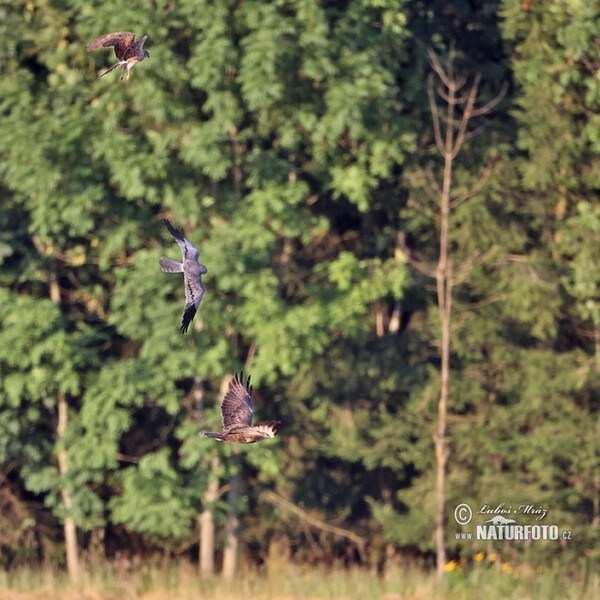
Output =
[{"x1": 1, "y1": 0, "x2": 600, "y2": 595}]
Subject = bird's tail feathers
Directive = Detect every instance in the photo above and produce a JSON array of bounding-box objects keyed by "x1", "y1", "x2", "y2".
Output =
[
  {"x1": 201, "y1": 432, "x2": 226, "y2": 441},
  {"x1": 254, "y1": 421, "x2": 281, "y2": 438},
  {"x1": 99, "y1": 61, "x2": 125, "y2": 77},
  {"x1": 159, "y1": 257, "x2": 184, "y2": 273}
]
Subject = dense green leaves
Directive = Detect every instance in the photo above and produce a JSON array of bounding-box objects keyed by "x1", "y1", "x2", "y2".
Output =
[{"x1": 0, "y1": 0, "x2": 599, "y2": 576}]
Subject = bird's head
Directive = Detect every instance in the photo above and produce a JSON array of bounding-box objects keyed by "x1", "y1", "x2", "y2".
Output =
[{"x1": 143, "y1": 50, "x2": 150, "y2": 59}]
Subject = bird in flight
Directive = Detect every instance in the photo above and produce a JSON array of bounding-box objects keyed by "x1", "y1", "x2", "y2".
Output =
[
  {"x1": 86, "y1": 32, "x2": 149, "y2": 80},
  {"x1": 159, "y1": 220, "x2": 207, "y2": 334},
  {"x1": 201, "y1": 372, "x2": 281, "y2": 444}
]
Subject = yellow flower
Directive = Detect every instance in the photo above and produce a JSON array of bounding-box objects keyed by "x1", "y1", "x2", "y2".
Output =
[
  {"x1": 444, "y1": 560, "x2": 458, "y2": 572},
  {"x1": 488, "y1": 553, "x2": 497, "y2": 562},
  {"x1": 473, "y1": 552, "x2": 485, "y2": 562},
  {"x1": 501, "y1": 562, "x2": 513, "y2": 574}
]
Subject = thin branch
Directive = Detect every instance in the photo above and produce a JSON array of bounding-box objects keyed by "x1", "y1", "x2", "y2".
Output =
[
  {"x1": 429, "y1": 48, "x2": 467, "y2": 93},
  {"x1": 436, "y1": 112, "x2": 463, "y2": 127},
  {"x1": 263, "y1": 491, "x2": 365, "y2": 551},
  {"x1": 428, "y1": 48, "x2": 452, "y2": 89},
  {"x1": 397, "y1": 231, "x2": 437, "y2": 278},
  {"x1": 420, "y1": 177, "x2": 441, "y2": 205},
  {"x1": 453, "y1": 245, "x2": 498, "y2": 285},
  {"x1": 581, "y1": 53, "x2": 598, "y2": 78},
  {"x1": 451, "y1": 74, "x2": 481, "y2": 159},
  {"x1": 454, "y1": 294, "x2": 503, "y2": 311},
  {"x1": 114, "y1": 452, "x2": 140, "y2": 463},
  {"x1": 0, "y1": 460, "x2": 20, "y2": 487},
  {"x1": 504, "y1": 254, "x2": 528, "y2": 263},
  {"x1": 419, "y1": 172, "x2": 441, "y2": 206},
  {"x1": 426, "y1": 164, "x2": 442, "y2": 195},
  {"x1": 300, "y1": 521, "x2": 326, "y2": 557},
  {"x1": 409, "y1": 196, "x2": 440, "y2": 222},
  {"x1": 428, "y1": 74, "x2": 445, "y2": 155},
  {"x1": 449, "y1": 156, "x2": 495, "y2": 209},
  {"x1": 244, "y1": 344, "x2": 256, "y2": 371},
  {"x1": 578, "y1": 102, "x2": 596, "y2": 118},
  {"x1": 460, "y1": 123, "x2": 487, "y2": 146},
  {"x1": 471, "y1": 82, "x2": 508, "y2": 117},
  {"x1": 435, "y1": 85, "x2": 473, "y2": 106}
]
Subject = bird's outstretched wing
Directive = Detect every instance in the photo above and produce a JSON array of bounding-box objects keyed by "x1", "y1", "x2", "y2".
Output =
[
  {"x1": 86, "y1": 32, "x2": 135, "y2": 61},
  {"x1": 180, "y1": 278, "x2": 204, "y2": 334},
  {"x1": 159, "y1": 257, "x2": 183, "y2": 273},
  {"x1": 127, "y1": 35, "x2": 148, "y2": 59},
  {"x1": 221, "y1": 372, "x2": 254, "y2": 430},
  {"x1": 163, "y1": 219, "x2": 200, "y2": 263}
]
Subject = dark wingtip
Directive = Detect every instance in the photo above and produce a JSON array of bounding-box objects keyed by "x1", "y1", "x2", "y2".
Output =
[
  {"x1": 180, "y1": 304, "x2": 197, "y2": 334},
  {"x1": 267, "y1": 421, "x2": 281, "y2": 436},
  {"x1": 234, "y1": 370, "x2": 251, "y2": 394},
  {"x1": 163, "y1": 219, "x2": 184, "y2": 241}
]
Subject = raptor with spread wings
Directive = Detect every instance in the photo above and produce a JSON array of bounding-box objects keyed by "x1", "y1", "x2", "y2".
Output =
[
  {"x1": 201, "y1": 372, "x2": 281, "y2": 444},
  {"x1": 159, "y1": 220, "x2": 207, "y2": 334},
  {"x1": 87, "y1": 32, "x2": 149, "y2": 80}
]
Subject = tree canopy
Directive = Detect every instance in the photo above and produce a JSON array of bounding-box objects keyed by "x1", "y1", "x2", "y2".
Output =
[{"x1": 0, "y1": 0, "x2": 598, "y2": 577}]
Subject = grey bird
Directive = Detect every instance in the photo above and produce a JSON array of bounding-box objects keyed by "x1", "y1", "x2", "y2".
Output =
[
  {"x1": 86, "y1": 32, "x2": 150, "y2": 80},
  {"x1": 159, "y1": 220, "x2": 207, "y2": 334},
  {"x1": 201, "y1": 372, "x2": 281, "y2": 443}
]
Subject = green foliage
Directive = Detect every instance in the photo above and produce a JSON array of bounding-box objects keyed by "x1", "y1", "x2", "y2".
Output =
[
  {"x1": 0, "y1": 0, "x2": 598, "y2": 578},
  {"x1": 110, "y1": 449, "x2": 195, "y2": 541}
]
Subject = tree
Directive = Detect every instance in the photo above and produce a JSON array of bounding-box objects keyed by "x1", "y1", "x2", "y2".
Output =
[
  {"x1": 1, "y1": 0, "x2": 416, "y2": 574},
  {"x1": 6, "y1": 0, "x2": 598, "y2": 580},
  {"x1": 421, "y1": 49, "x2": 506, "y2": 578}
]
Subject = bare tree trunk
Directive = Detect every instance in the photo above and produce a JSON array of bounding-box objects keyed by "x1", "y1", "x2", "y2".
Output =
[
  {"x1": 49, "y1": 268, "x2": 79, "y2": 585},
  {"x1": 434, "y1": 215, "x2": 451, "y2": 579},
  {"x1": 433, "y1": 74, "x2": 455, "y2": 580},
  {"x1": 425, "y1": 49, "x2": 506, "y2": 579},
  {"x1": 194, "y1": 373, "x2": 220, "y2": 577},
  {"x1": 57, "y1": 395, "x2": 79, "y2": 584},
  {"x1": 221, "y1": 457, "x2": 241, "y2": 582},
  {"x1": 199, "y1": 450, "x2": 220, "y2": 577}
]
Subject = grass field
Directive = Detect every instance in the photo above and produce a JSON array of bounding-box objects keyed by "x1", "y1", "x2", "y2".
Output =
[{"x1": 0, "y1": 559, "x2": 596, "y2": 600}]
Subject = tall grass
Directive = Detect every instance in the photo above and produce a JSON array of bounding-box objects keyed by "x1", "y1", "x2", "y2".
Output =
[{"x1": 0, "y1": 559, "x2": 597, "y2": 599}]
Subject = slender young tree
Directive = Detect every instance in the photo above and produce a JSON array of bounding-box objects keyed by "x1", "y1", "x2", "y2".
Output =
[
  {"x1": 57, "y1": 394, "x2": 80, "y2": 584},
  {"x1": 193, "y1": 374, "x2": 219, "y2": 578},
  {"x1": 221, "y1": 456, "x2": 241, "y2": 582},
  {"x1": 48, "y1": 269, "x2": 80, "y2": 583},
  {"x1": 405, "y1": 49, "x2": 506, "y2": 578}
]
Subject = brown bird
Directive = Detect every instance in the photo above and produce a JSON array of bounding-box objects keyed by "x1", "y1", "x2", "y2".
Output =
[
  {"x1": 201, "y1": 372, "x2": 281, "y2": 444},
  {"x1": 86, "y1": 32, "x2": 149, "y2": 80}
]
